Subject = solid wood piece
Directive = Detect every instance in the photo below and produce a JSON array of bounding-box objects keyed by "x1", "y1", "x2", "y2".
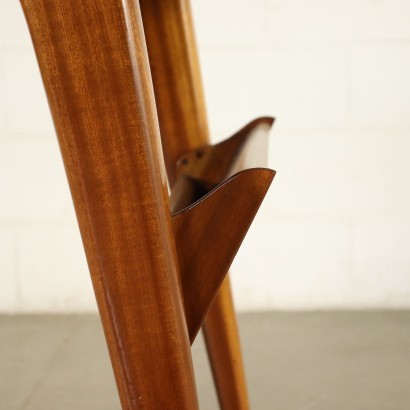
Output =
[
  {"x1": 169, "y1": 118, "x2": 275, "y2": 341},
  {"x1": 174, "y1": 117, "x2": 274, "y2": 189},
  {"x1": 139, "y1": 0, "x2": 209, "y2": 185},
  {"x1": 140, "y1": 1, "x2": 257, "y2": 408},
  {"x1": 203, "y1": 275, "x2": 251, "y2": 409},
  {"x1": 21, "y1": 1, "x2": 199, "y2": 409},
  {"x1": 172, "y1": 168, "x2": 275, "y2": 341}
]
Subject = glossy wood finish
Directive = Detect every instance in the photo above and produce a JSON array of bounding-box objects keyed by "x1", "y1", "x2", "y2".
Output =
[
  {"x1": 139, "y1": 0, "x2": 209, "y2": 184},
  {"x1": 170, "y1": 118, "x2": 275, "y2": 342},
  {"x1": 140, "y1": 1, "x2": 257, "y2": 408},
  {"x1": 172, "y1": 168, "x2": 274, "y2": 342},
  {"x1": 203, "y1": 275, "x2": 251, "y2": 409},
  {"x1": 175, "y1": 117, "x2": 274, "y2": 186},
  {"x1": 21, "y1": 1, "x2": 199, "y2": 409}
]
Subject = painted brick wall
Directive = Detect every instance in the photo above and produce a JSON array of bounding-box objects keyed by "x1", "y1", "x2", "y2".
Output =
[{"x1": 1, "y1": 0, "x2": 409, "y2": 312}]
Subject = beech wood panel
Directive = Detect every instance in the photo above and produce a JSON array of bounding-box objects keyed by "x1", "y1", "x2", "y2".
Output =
[{"x1": 21, "y1": 1, "x2": 199, "y2": 409}]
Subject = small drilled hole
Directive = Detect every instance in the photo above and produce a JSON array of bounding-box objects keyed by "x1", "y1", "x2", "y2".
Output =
[
  {"x1": 196, "y1": 150, "x2": 204, "y2": 159},
  {"x1": 181, "y1": 158, "x2": 189, "y2": 165}
]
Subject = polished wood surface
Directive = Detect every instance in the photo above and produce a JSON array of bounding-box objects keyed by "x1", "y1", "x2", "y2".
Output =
[
  {"x1": 170, "y1": 118, "x2": 275, "y2": 341},
  {"x1": 22, "y1": 0, "x2": 275, "y2": 408},
  {"x1": 21, "y1": 1, "x2": 198, "y2": 409},
  {"x1": 139, "y1": 0, "x2": 209, "y2": 184},
  {"x1": 175, "y1": 117, "x2": 274, "y2": 185},
  {"x1": 140, "y1": 1, "x2": 258, "y2": 408},
  {"x1": 172, "y1": 168, "x2": 274, "y2": 342},
  {"x1": 203, "y1": 275, "x2": 251, "y2": 409}
]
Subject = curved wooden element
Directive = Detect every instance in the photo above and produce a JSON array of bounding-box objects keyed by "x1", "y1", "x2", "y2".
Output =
[
  {"x1": 203, "y1": 275, "x2": 250, "y2": 409},
  {"x1": 170, "y1": 118, "x2": 275, "y2": 342},
  {"x1": 172, "y1": 168, "x2": 275, "y2": 342},
  {"x1": 21, "y1": 1, "x2": 199, "y2": 409},
  {"x1": 175, "y1": 117, "x2": 274, "y2": 189}
]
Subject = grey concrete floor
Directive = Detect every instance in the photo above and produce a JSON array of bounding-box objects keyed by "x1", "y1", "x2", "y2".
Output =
[{"x1": 1, "y1": 312, "x2": 410, "y2": 409}]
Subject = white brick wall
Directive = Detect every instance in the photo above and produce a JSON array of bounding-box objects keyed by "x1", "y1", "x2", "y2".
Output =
[
  {"x1": 18, "y1": 225, "x2": 93, "y2": 311},
  {"x1": 3, "y1": 50, "x2": 54, "y2": 134},
  {"x1": 0, "y1": 0, "x2": 409, "y2": 312},
  {"x1": 351, "y1": 45, "x2": 410, "y2": 129},
  {"x1": 0, "y1": 227, "x2": 18, "y2": 311}
]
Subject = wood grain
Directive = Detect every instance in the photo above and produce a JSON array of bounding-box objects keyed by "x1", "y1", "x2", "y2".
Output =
[
  {"x1": 140, "y1": 1, "x2": 262, "y2": 408},
  {"x1": 21, "y1": 1, "x2": 199, "y2": 409},
  {"x1": 169, "y1": 118, "x2": 275, "y2": 342},
  {"x1": 175, "y1": 117, "x2": 274, "y2": 186},
  {"x1": 172, "y1": 167, "x2": 275, "y2": 342},
  {"x1": 203, "y1": 275, "x2": 251, "y2": 409},
  {"x1": 139, "y1": 0, "x2": 209, "y2": 185}
]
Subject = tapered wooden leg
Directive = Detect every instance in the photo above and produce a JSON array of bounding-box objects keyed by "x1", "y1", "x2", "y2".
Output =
[
  {"x1": 21, "y1": 1, "x2": 199, "y2": 408},
  {"x1": 140, "y1": 1, "x2": 251, "y2": 408},
  {"x1": 203, "y1": 276, "x2": 250, "y2": 409}
]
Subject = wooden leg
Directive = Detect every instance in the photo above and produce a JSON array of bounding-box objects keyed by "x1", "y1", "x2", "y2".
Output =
[
  {"x1": 203, "y1": 276, "x2": 250, "y2": 409},
  {"x1": 140, "y1": 1, "x2": 251, "y2": 407},
  {"x1": 21, "y1": 1, "x2": 199, "y2": 408}
]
